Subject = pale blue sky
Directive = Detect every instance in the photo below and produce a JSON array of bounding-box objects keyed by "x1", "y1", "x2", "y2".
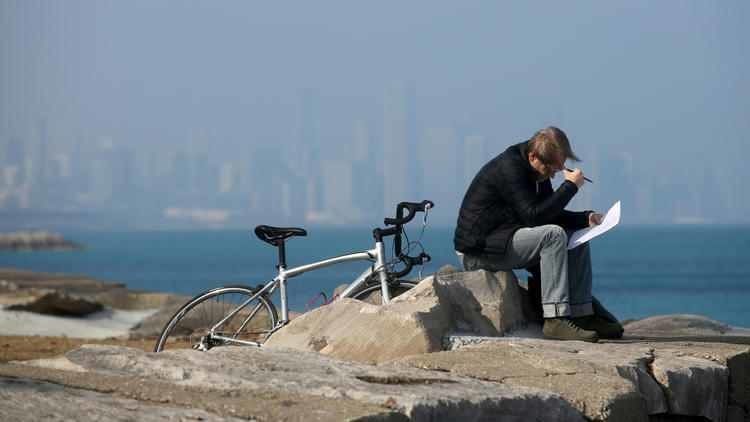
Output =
[{"x1": 1, "y1": 1, "x2": 748, "y2": 224}]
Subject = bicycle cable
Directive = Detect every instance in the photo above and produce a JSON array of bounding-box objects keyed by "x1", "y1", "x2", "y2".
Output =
[
  {"x1": 416, "y1": 205, "x2": 430, "y2": 280},
  {"x1": 395, "y1": 205, "x2": 431, "y2": 280}
]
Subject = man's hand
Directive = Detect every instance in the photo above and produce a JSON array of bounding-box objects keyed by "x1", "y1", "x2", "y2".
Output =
[
  {"x1": 564, "y1": 168, "x2": 585, "y2": 188},
  {"x1": 588, "y1": 212, "x2": 603, "y2": 227}
]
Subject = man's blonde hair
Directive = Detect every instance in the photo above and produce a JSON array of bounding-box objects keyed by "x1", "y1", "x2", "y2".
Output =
[{"x1": 528, "y1": 127, "x2": 580, "y2": 164}]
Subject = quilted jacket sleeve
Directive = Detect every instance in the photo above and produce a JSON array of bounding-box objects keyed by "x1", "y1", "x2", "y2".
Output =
[
  {"x1": 537, "y1": 179, "x2": 591, "y2": 230},
  {"x1": 497, "y1": 163, "x2": 579, "y2": 227}
]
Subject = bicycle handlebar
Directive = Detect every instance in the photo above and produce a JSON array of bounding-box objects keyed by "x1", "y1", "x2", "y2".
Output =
[
  {"x1": 373, "y1": 199, "x2": 434, "y2": 279},
  {"x1": 383, "y1": 200, "x2": 434, "y2": 226}
]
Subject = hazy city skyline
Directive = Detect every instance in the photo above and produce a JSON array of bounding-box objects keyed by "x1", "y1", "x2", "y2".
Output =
[{"x1": 1, "y1": 1, "x2": 748, "y2": 229}]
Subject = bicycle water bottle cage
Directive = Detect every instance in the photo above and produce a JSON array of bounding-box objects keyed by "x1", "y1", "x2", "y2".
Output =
[{"x1": 254, "y1": 225, "x2": 307, "y2": 246}]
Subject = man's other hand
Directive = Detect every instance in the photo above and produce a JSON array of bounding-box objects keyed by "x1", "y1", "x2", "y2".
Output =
[
  {"x1": 564, "y1": 168, "x2": 585, "y2": 188},
  {"x1": 588, "y1": 212, "x2": 603, "y2": 226}
]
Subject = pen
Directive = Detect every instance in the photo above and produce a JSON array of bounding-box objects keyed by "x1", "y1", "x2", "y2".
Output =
[{"x1": 565, "y1": 168, "x2": 593, "y2": 184}]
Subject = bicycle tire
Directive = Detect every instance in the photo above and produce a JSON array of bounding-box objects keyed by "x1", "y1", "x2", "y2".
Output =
[
  {"x1": 351, "y1": 280, "x2": 419, "y2": 305},
  {"x1": 154, "y1": 285, "x2": 278, "y2": 352}
]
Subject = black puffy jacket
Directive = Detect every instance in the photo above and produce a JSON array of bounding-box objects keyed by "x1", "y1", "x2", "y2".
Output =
[{"x1": 454, "y1": 140, "x2": 591, "y2": 255}]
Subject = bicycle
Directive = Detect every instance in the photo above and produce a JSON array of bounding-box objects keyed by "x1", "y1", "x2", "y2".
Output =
[{"x1": 154, "y1": 200, "x2": 434, "y2": 352}]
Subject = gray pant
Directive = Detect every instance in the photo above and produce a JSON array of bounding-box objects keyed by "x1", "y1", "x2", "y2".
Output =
[{"x1": 459, "y1": 225, "x2": 593, "y2": 319}]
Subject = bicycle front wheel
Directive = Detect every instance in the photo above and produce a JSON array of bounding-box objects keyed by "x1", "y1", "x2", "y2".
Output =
[
  {"x1": 154, "y1": 285, "x2": 278, "y2": 352},
  {"x1": 351, "y1": 281, "x2": 418, "y2": 305}
]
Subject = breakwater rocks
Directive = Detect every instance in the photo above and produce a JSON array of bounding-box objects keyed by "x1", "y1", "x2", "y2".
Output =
[
  {"x1": 0, "y1": 268, "x2": 181, "y2": 317},
  {"x1": 3, "y1": 267, "x2": 750, "y2": 421},
  {"x1": 0, "y1": 230, "x2": 83, "y2": 251}
]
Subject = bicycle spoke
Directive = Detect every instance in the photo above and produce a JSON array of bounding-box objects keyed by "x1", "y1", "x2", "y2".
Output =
[{"x1": 155, "y1": 286, "x2": 277, "y2": 352}]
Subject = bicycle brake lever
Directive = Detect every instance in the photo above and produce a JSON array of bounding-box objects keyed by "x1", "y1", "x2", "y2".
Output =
[{"x1": 401, "y1": 253, "x2": 430, "y2": 266}]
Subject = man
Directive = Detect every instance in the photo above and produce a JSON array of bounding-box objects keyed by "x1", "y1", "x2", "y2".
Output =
[{"x1": 454, "y1": 127, "x2": 622, "y2": 342}]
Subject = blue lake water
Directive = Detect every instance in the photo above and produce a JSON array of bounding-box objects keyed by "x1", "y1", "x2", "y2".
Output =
[{"x1": 1, "y1": 225, "x2": 749, "y2": 327}]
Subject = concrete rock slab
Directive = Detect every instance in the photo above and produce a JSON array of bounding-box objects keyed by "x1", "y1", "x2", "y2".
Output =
[
  {"x1": 643, "y1": 341, "x2": 750, "y2": 422},
  {"x1": 266, "y1": 291, "x2": 449, "y2": 363},
  {"x1": 432, "y1": 265, "x2": 526, "y2": 336},
  {"x1": 392, "y1": 338, "x2": 660, "y2": 422},
  {"x1": 267, "y1": 268, "x2": 528, "y2": 363},
  {"x1": 651, "y1": 354, "x2": 728, "y2": 422},
  {"x1": 57, "y1": 344, "x2": 585, "y2": 421},
  {"x1": 0, "y1": 376, "x2": 248, "y2": 422}
]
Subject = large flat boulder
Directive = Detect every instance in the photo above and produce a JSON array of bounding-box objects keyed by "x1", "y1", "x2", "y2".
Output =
[
  {"x1": 8, "y1": 315, "x2": 750, "y2": 421},
  {"x1": 393, "y1": 339, "x2": 656, "y2": 422},
  {"x1": 0, "y1": 376, "x2": 247, "y2": 422},
  {"x1": 392, "y1": 337, "x2": 750, "y2": 422},
  {"x1": 9, "y1": 344, "x2": 585, "y2": 421}
]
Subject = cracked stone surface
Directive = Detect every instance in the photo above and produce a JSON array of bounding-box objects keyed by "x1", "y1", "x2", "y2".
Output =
[
  {"x1": 10, "y1": 344, "x2": 584, "y2": 421},
  {"x1": 390, "y1": 337, "x2": 750, "y2": 422},
  {"x1": 646, "y1": 341, "x2": 750, "y2": 422},
  {"x1": 5, "y1": 336, "x2": 749, "y2": 421},
  {"x1": 1, "y1": 359, "x2": 397, "y2": 421},
  {"x1": 0, "y1": 376, "x2": 249, "y2": 422}
]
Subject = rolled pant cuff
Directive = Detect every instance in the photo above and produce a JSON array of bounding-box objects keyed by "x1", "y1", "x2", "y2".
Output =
[
  {"x1": 542, "y1": 302, "x2": 571, "y2": 318},
  {"x1": 571, "y1": 302, "x2": 593, "y2": 317}
]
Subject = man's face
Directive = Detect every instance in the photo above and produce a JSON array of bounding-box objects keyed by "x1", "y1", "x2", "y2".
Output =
[{"x1": 530, "y1": 153, "x2": 565, "y2": 181}]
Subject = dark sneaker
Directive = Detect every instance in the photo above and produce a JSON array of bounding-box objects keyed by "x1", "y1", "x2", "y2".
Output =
[
  {"x1": 592, "y1": 296, "x2": 620, "y2": 324},
  {"x1": 573, "y1": 315, "x2": 624, "y2": 339},
  {"x1": 543, "y1": 318, "x2": 599, "y2": 342}
]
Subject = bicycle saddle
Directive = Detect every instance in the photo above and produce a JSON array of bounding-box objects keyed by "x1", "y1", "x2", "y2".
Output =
[{"x1": 254, "y1": 225, "x2": 307, "y2": 246}]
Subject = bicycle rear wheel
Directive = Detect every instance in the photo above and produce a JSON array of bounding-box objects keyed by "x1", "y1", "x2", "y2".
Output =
[
  {"x1": 351, "y1": 280, "x2": 418, "y2": 305},
  {"x1": 154, "y1": 285, "x2": 278, "y2": 352}
]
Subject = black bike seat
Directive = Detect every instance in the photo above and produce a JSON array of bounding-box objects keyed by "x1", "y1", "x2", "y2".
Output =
[{"x1": 254, "y1": 225, "x2": 307, "y2": 246}]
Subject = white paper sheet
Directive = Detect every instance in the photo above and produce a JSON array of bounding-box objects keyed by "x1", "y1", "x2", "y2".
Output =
[{"x1": 567, "y1": 201, "x2": 621, "y2": 249}]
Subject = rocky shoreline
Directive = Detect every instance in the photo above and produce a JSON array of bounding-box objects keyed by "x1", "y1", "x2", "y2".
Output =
[
  {"x1": 1, "y1": 267, "x2": 749, "y2": 421},
  {"x1": 0, "y1": 268, "x2": 186, "y2": 341},
  {"x1": 0, "y1": 267, "x2": 181, "y2": 312},
  {"x1": 0, "y1": 230, "x2": 84, "y2": 251}
]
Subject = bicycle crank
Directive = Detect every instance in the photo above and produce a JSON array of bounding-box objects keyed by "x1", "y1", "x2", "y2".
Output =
[{"x1": 192, "y1": 335, "x2": 215, "y2": 352}]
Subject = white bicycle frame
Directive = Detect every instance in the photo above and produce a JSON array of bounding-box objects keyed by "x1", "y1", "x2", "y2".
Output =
[{"x1": 208, "y1": 239, "x2": 392, "y2": 346}]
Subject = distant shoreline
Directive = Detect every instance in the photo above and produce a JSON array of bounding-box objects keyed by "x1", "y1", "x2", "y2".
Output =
[
  {"x1": 3, "y1": 222, "x2": 750, "y2": 233},
  {"x1": 0, "y1": 231, "x2": 83, "y2": 251}
]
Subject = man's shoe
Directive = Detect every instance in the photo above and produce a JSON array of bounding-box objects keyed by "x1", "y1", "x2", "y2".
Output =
[
  {"x1": 573, "y1": 315, "x2": 624, "y2": 339},
  {"x1": 543, "y1": 318, "x2": 599, "y2": 343},
  {"x1": 592, "y1": 296, "x2": 619, "y2": 323}
]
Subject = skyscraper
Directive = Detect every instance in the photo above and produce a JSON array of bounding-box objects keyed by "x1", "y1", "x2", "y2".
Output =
[
  {"x1": 4, "y1": 137, "x2": 25, "y2": 186},
  {"x1": 321, "y1": 159, "x2": 356, "y2": 224},
  {"x1": 420, "y1": 127, "x2": 459, "y2": 225},
  {"x1": 351, "y1": 119, "x2": 380, "y2": 221},
  {"x1": 296, "y1": 90, "x2": 322, "y2": 219},
  {"x1": 29, "y1": 117, "x2": 50, "y2": 208},
  {"x1": 88, "y1": 138, "x2": 115, "y2": 207},
  {"x1": 462, "y1": 135, "x2": 486, "y2": 189},
  {"x1": 383, "y1": 82, "x2": 418, "y2": 216}
]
